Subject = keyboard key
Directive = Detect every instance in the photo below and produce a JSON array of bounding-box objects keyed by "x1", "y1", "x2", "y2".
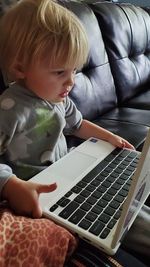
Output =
[
  {"x1": 79, "y1": 219, "x2": 92, "y2": 230},
  {"x1": 115, "y1": 167, "x2": 124, "y2": 174},
  {"x1": 129, "y1": 151, "x2": 139, "y2": 158},
  {"x1": 105, "y1": 166, "x2": 114, "y2": 173},
  {"x1": 126, "y1": 179, "x2": 132, "y2": 185},
  {"x1": 97, "y1": 199, "x2": 108, "y2": 208},
  {"x1": 59, "y1": 201, "x2": 79, "y2": 219},
  {"x1": 113, "y1": 159, "x2": 122, "y2": 165},
  {"x1": 81, "y1": 202, "x2": 91, "y2": 211},
  {"x1": 108, "y1": 162, "x2": 117, "y2": 169},
  {"x1": 97, "y1": 185, "x2": 107, "y2": 193},
  {"x1": 100, "y1": 228, "x2": 110, "y2": 239},
  {"x1": 74, "y1": 195, "x2": 85, "y2": 204},
  {"x1": 104, "y1": 206, "x2": 116, "y2": 216},
  {"x1": 119, "y1": 173, "x2": 128, "y2": 180},
  {"x1": 89, "y1": 220, "x2": 105, "y2": 236},
  {"x1": 116, "y1": 178, "x2": 126, "y2": 185},
  {"x1": 91, "y1": 190, "x2": 102, "y2": 199},
  {"x1": 117, "y1": 163, "x2": 127, "y2": 170},
  {"x1": 106, "y1": 176, "x2": 115, "y2": 183},
  {"x1": 122, "y1": 161, "x2": 130, "y2": 167},
  {"x1": 72, "y1": 186, "x2": 82, "y2": 194},
  {"x1": 80, "y1": 189, "x2": 91, "y2": 198},
  {"x1": 111, "y1": 147, "x2": 122, "y2": 155},
  {"x1": 65, "y1": 191, "x2": 73, "y2": 198},
  {"x1": 115, "y1": 156, "x2": 123, "y2": 162},
  {"x1": 123, "y1": 184, "x2": 130, "y2": 192},
  {"x1": 112, "y1": 182, "x2": 122, "y2": 190},
  {"x1": 98, "y1": 213, "x2": 110, "y2": 224},
  {"x1": 107, "y1": 188, "x2": 117, "y2": 196},
  {"x1": 57, "y1": 197, "x2": 70, "y2": 207},
  {"x1": 82, "y1": 174, "x2": 94, "y2": 183},
  {"x1": 100, "y1": 170, "x2": 109, "y2": 177},
  {"x1": 91, "y1": 179, "x2": 101, "y2": 187},
  {"x1": 125, "y1": 157, "x2": 133, "y2": 163},
  {"x1": 130, "y1": 162, "x2": 138, "y2": 168},
  {"x1": 105, "y1": 153, "x2": 116, "y2": 162},
  {"x1": 85, "y1": 212, "x2": 97, "y2": 222},
  {"x1": 107, "y1": 219, "x2": 117, "y2": 229},
  {"x1": 126, "y1": 166, "x2": 136, "y2": 172},
  {"x1": 86, "y1": 196, "x2": 97, "y2": 205},
  {"x1": 123, "y1": 170, "x2": 133, "y2": 176},
  {"x1": 86, "y1": 184, "x2": 96, "y2": 192},
  {"x1": 49, "y1": 204, "x2": 58, "y2": 212},
  {"x1": 101, "y1": 180, "x2": 111, "y2": 188},
  {"x1": 119, "y1": 189, "x2": 128, "y2": 197},
  {"x1": 69, "y1": 209, "x2": 86, "y2": 224},
  {"x1": 111, "y1": 172, "x2": 119, "y2": 179},
  {"x1": 92, "y1": 205, "x2": 103, "y2": 215},
  {"x1": 77, "y1": 181, "x2": 87, "y2": 188},
  {"x1": 102, "y1": 193, "x2": 112, "y2": 202},
  {"x1": 109, "y1": 200, "x2": 120, "y2": 209},
  {"x1": 114, "y1": 194, "x2": 125, "y2": 203},
  {"x1": 120, "y1": 150, "x2": 130, "y2": 157},
  {"x1": 114, "y1": 210, "x2": 121, "y2": 220},
  {"x1": 96, "y1": 174, "x2": 105, "y2": 182}
]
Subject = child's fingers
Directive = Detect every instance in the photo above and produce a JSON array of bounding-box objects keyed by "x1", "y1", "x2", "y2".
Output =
[
  {"x1": 122, "y1": 139, "x2": 135, "y2": 150},
  {"x1": 32, "y1": 183, "x2": 57, "y2": 218},
  {"x1": 37, "y1": 182, "x2": 57, "y2": 194},
  {"x1": 32, "y1": 204, "x2": 42, "y2": 218}
]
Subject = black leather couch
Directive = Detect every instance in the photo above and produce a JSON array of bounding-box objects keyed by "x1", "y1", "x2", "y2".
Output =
[
  {"x1": 61, "y1": 0, "x2": 150, "y2": 153},
  {"x1": 0, "y1": 1, "x2": 149, "y2": 266}
]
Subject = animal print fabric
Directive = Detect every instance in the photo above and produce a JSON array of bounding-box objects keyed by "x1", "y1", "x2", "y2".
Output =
[{"x1": 0, "y1": 203, "x2": 77, "y2": 267}]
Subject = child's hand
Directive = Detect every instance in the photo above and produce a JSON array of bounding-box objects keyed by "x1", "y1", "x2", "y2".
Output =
[
  {"x1": 2, "y1": 176, "x2": 57, "y2": 218},
  {"x1": 108, "y1": 133, "x2": 135, "y2": 150}
]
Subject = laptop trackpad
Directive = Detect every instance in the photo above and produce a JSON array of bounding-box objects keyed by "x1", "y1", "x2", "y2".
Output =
[
  {"x1": 50, "y1": 150, "x2": 97, "y2": 181},
  {"x1": 33, "y1": 150, "x2": 97, "y2": 185}
]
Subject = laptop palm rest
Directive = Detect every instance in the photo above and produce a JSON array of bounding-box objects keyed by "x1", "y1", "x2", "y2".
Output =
[
  {"x1": 31, "y1": 138, "x2": 114, "y2": 209},
  {"x1": 31, "y1": 150, "x2": 97, "y2": 208}
]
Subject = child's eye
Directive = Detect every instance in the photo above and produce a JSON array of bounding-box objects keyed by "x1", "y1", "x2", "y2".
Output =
[
  {"x1": 56, "y1": 70, "x2": 64, "y2": 75},
  {"x1": 54, "y1": 69, "x2": 76, "y2": 76}
]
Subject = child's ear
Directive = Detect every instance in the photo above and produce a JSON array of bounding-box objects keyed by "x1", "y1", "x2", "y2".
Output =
[{"x1": 11, "y1": 62, "x2": 25, "y2": 79}]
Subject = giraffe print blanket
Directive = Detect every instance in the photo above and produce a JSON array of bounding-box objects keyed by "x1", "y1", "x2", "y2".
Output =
[{"x1": 0, "y1": 202, "x2": 77, "y2": 267}]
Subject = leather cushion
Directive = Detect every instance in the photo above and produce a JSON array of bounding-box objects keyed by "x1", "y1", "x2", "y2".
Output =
[
  {"x1": 90, "y1": 2, "x2": 150, "y2": 103},
  {"x1": 63, "y1": 1, "x2": 117, "y2": 120}
]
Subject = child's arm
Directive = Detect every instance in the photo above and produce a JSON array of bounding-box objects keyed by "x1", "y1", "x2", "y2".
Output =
[
  {"x1": 1, "y1": 176, "x2": 57, "y2": 218},
  {"x1": 74, "y1": 119, "x2": 135, "y2": 149}
]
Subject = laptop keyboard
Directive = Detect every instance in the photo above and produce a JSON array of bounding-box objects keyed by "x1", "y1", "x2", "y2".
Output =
[{"x1": 50, "y1": 148, "x2": 140, "y2": 239}]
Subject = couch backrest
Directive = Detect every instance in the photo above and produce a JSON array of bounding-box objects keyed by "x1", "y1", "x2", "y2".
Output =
[
  {"x1": 90, "y1": 1, "x2": 150, "y2": 104},
  {"x1": 63, "y1": 1, "x2": 118, "y2": 120}
]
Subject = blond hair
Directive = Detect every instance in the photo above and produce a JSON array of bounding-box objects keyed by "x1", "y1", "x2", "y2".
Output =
[{"x1": 0, "y1": 0, "x2": 89, "y2": 80}]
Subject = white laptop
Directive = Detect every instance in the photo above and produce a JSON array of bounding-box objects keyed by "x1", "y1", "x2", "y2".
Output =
[{"x1": 30, "y1": 129, "x2": 150, "y2": 255}]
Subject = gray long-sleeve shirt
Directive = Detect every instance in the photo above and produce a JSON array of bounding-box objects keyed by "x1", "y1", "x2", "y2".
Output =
[{"x1": 0, "y1": 83, "x2": 82, "y2": 197}]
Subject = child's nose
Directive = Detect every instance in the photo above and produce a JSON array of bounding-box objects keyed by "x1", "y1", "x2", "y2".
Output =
[{"x1": 65, "y1": 74, "x2": 75, "y2": 87}]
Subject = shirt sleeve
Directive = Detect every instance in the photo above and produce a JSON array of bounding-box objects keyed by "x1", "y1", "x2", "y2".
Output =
[
  {"x1": 0, "y1": 91, "x2": 18, "y2": 199},
  {"x1": 0, "y1": 164, "x2": 14, "y2": 199},
  {"x1": 64, "y1": 97, "x2": 83, "y2": 135}
]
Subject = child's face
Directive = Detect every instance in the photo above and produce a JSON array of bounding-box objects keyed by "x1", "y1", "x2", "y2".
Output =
[{"x1": 21, "y1": 61, "x2": 76, "y2": 103}]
